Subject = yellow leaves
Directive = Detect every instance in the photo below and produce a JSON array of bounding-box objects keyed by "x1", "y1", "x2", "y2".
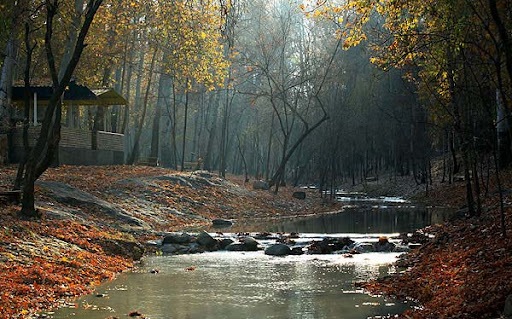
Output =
[
  {"x1": 59, "y1": 256, "x2": 70, "y2": 263},
  {"x1": 158, "y1": 0, "x2": 229, "y2": 91}
]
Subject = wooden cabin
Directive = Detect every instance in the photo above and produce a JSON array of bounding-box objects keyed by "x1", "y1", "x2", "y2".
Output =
[{"x1": 9, "y1": 81, "x2": 127, "y2": 166}]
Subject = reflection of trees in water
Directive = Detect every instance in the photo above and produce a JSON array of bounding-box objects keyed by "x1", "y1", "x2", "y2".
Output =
[
  {"x1": 209, "y1": 206, "x2": 455, "y2": 234},
  {"x1": 262, "y1": 207, "x2": 453, "y2": 234}
]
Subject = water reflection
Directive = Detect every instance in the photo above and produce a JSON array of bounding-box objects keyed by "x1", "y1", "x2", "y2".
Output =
[
  {"x1": 218, "y1": 206, "x2": 453, "y2": 234},
  {"x1": 50, "y1": 200, "x2": 451, "y2": 319},
  {"x1": 52, "y1": 252, "x2": 408, "y2": 319}
]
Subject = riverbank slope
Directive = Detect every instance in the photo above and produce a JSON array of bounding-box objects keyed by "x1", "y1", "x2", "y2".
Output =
[
  {"x1": 2, "y1": 165, "x2": 511, "y2": 318},
  {"x1": 0, "y1": 165, "x2": 338, "y2": 318},
  {"x1": 361, "y1": 171, "x2": 512, "y2": 318}
]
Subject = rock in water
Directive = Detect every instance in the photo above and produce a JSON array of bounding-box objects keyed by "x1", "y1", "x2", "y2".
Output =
[
  {"x1": 218, "y1": 238, "x2": 234, "y2": 249},
  {"x1": 162, "y1": 233, "x2": 192, "y2": 245},
  {"x1": 241, "y1": 236, "x2": 259, "y2": 251},
  {"x1": 211, "y1": 219, "x2": 233, "y2": 227},
  {"x1": 373, "y1": 236, "x2": 396, "y2": 252},
  {"x1": 265, "y1": 244, "x2": 291, "y2": 256},
  {"x1": 197, "y1": 231, "x2": 217, "y2": 249}
]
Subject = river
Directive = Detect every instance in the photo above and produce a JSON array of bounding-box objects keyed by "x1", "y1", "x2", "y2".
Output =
[{"x1": 49, "y1": 196, "x2": 452, "y2": 319}]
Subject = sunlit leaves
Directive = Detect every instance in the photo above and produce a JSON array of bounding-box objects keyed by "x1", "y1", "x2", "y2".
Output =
[{"x1": 155, "y1": 0, "x2": 229, "y2": 92}]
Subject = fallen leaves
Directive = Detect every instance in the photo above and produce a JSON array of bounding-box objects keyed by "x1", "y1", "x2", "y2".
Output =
[
  {"x1": 0, "y1": 164, "x2": 336, "y2": 318},
  {"x1": 0, "y1": 210, "x2": 133, "y2": 318},
  {"x1": 362, "y1": 171, "x2": 512, "y2": 318}
]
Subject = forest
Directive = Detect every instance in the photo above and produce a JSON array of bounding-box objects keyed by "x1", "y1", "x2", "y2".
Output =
[{"x1": 0, "y1": 0, "x2": 511, "y2": 220}]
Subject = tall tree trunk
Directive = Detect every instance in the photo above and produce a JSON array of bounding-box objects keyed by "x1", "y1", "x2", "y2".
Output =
[
  {"x1": 265, "y1": 112, "x2": 275, "y2": 181},
  {"x1": 151, "y1": 73, "x2": 171, "y2": 160},
  {"x1": 127, "y1": 47, "x2": 157, "y2": 165},
  {"x1": 489, "y1": 0, "x2": 512, "y2": 84},
  {"x1": 203, "y1": 91, "x2": 220, "y2": 171},
  {"x1": 0, "y1": 36, "x2": 17, "y2": 132},
  {"x1": 14, "y1": 23, "x2": 36, "y2": 190},
  {"x1": 20, "y1": 0, "x2": 103, "y2": 218},
  {"x1": 446, "y1": 45, "x2": 475, "y2": 217},
  {"x1": 180, "y1": 88, "x2": 189, "y2": 171},
  {"x1": 169, "y1": 82, "x2": 178, "y2": 169},
  {"x1": 269, "y1": 114, "x2": 329, "y2": 191}
]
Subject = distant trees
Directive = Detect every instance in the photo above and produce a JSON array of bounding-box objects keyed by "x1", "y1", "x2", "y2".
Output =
[
  {"x1": 312, "y1": 0, "x2": 511, "y2": 220},
  {"x1": 2, "y1": 0, "x2": 511, "y2": 218}
]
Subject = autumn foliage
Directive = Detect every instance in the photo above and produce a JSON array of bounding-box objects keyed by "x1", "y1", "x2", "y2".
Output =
[
  {"x1": 0, "y1": 211, "x2": 132, "y2": 318},
  {"x1": 363, "y1": 172, "x2": 512, "y2": 318},
  {"x1": 2, "y1": 164, "x2": 512, "y2": 318}
]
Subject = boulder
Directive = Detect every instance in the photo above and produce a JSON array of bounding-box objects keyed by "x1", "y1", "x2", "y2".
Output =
[
  {"x1": 373, "y1": 236, "x2": 396, "y2": 252},
  {"x1": 211, "y1": 219, "x2": 233, "y2": 227},
  {"x1": 307, "y1": 237, "x2": 354, "y2": 254},
  {"x1": 225, "y1": 243, "x2": 247, "y2": 251},
  {"x1": 161, "y1": 243, "x2": 203, "y2": 254},
  {"x1": 162, "y1": 233, "x2": 193, "y2": 245},
  {"x1": 348, "y1": 242, "x2": 373, "y2": 253},
  {"x1": 197, "y1": 231, "x2": 218, "y2": 249},
  {"x1": 292, "y1": 191, "x2": 306, "y2": 200},
  {"x1": 252, "y1": 180, "x2": 270, "y2": 190},
  {"x1": 290, "y1": 246, "x2": 304, "y2": 255},
  {"x1": 218, "y1": 238, "x2": 234, "y2": 250},
  {"x1": 307, "y1": 239, "x2": 332, "y2": 254},
  {"x1": 241, "y1": 236, "x2": 259, "y2": 251},
  {"x1": 187, "y1": 243, "x2": 203, "y2": 254},
  {"x1": 161, "y1": 244, "x2": 179, "y2": 254},
  {"x1": 225, "y1": 237, "x2": 259, "y2": 251},
  {"x1": 504, "y1": 294, "x2": 512, "y2": 318},
  {"x1": 265, "y1": 244, "x2": 291, "y2": 256},
  {"x1": 37, "y1": 181, "x2": 150, "y2": 229},
  {"x1": 92, "y1": 238, "x2": 145, "y2": 260}
]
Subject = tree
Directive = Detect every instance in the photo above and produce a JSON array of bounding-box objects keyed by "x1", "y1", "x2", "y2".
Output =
[
  {"x1": 318, "y1": 0, "x2": 510, "y2": 218},
  {"x1": 18, "y1": 0, "x2": 103, "y2": 218},
  {"x1": 0, "y1": 1, "x2": 30, "y2": 133}
]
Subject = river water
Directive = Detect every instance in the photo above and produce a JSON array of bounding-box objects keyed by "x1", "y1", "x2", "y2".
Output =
[{"x1": 49, "y1": 197, "x2": 452, "y2": 319}]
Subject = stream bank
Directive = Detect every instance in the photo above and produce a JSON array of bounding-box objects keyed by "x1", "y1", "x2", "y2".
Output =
[
  {"x1": 360, "y1": 172, "x2": 512, "y2": 318},
  {"x1": 0, "y1": 165, "x2": 339, "y2": 318},
  {"x1": 1, "y1": 165, "x2": 511, "y2": 318}
]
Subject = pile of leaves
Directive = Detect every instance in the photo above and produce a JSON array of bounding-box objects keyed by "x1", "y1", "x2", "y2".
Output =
[
  {"x1": 0, "y1": 209, "x2": 133, "y2": 318},
  {"x1": 363, "y1": 173, "x2": 512, "y2": 318}
]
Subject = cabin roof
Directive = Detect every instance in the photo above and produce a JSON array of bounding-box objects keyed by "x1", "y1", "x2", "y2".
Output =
[{"x1": 11, "y1": 81, "x2": 127, "y2": 106}]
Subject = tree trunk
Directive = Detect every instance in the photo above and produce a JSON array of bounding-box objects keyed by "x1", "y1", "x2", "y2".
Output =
[
  {"x1": 269, "y1": 114, "x2": 329, "y2": 191},
  {"x1": 127, "y1": 47, "x2": 157, "y2": 165},
  {"x1": 151, "y1": 73, "x2": 171, "y2": 160},
  {"x1": 0, "y1": 37, "x2": 17, "y2": 132},
  {"x1": 14, "y1": 23, "x2": 36, "y2": 190},
  {"x1": 20, "y1": 0, "x2": 103, "y2": 218},
  {"x1": 180, "y1": 88, "x2": 189, "y2": 171},
  {"x1": 203, "y1": 91, "x2": 220, "y2": 171},
  {"x1": 489, "y1": 0, "x2": 512, "y2": 84}
]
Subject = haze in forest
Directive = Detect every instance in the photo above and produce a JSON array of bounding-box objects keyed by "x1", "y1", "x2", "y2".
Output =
[{"x1": 0, "y1": 0, "x2": 511, "y2": 219}]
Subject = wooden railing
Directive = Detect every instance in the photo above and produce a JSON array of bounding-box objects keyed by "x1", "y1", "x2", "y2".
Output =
[{"x1": 11, "y1": 126, "x2": 123, "y2": 151}]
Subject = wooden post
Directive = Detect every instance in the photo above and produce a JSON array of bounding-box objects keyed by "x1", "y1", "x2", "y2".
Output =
[{"x1": 33, "y1": 92, "x2": 37, "y2": 126}]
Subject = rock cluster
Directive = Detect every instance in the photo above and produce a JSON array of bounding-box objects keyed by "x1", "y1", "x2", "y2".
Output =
[{"x1": 152, "y1": 232, "x2": 410, "y2": 256}]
